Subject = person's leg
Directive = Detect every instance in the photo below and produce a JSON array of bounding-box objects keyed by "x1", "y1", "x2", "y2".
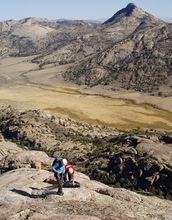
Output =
[
  {"x1": 64, "y1": 172, "x2": 67, "y2": 182},
  {"x1": 54, "y1": 173, "x2": 64, "y2": 195},
  {"x1": 68, "y1": 173, "x2": 72, "y2": 181},
  {"x1": 57, "y1": 173, "x2": 64, "y2": 195}
]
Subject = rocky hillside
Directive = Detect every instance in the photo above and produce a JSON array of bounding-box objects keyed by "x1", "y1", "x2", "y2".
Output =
[
  {"x1": 63, "y1": 4, "x2": 172, "y2": 96},
  {"x1": 0, "y1": 106, "x2": 171, "y2": 201},
  {"x1": 64, "y1": 24, "x2": 172, "y2": 96},
  {"x1": 0, "y1": 3, "x2": 171, "y2": 95},
  {"x1": 0, "y1": 17, "x2": 100, "y2": 60},
  {"x1": 1, "y1": 4, "x2": 163, "y2": 59}
]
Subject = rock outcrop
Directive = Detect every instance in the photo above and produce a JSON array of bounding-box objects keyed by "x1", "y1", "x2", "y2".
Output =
[
  {"x1": 0, "y1": 134, "x2": 23, "y2": 160},
  {"x1": 0, "y1": 167, "x2": 172, "y2": 220},
  {"x1": 0, "y1": 150, "x2": 52, "y2": 173}
]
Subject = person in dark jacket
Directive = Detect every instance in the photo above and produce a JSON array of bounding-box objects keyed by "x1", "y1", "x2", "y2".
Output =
[{"x1": 52, "y1": 157, "x2": 67, "y2": 195}]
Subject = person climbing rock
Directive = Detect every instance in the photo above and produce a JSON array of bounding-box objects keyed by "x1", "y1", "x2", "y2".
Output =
[{"x1": 52, "y1": 157, "x2": 67, "y2": 196}]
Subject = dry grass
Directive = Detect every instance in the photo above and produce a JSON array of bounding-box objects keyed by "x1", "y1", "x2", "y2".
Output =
[
  {"x1": 0, "y1": 84, "x2": 172, "y2": 130},
  {"x1": 0, "y1": 56, "x2": 172, "y2": 130}
]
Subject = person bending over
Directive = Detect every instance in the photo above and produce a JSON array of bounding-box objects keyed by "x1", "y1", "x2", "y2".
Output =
[
  {"x1": 52, "y1": 157, "x2": 67, "y2": 195},
  {"x1": 64, "y1": 161, "x2": 75, "y2": 186}
]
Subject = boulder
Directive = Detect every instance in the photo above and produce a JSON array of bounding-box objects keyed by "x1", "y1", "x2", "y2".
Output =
[
  {"x1": 0, "y1": 150, "x2": 52, "y2": 172},
  {"x1": 0, "y1": 135, "x2": 23, "y2": 160}
]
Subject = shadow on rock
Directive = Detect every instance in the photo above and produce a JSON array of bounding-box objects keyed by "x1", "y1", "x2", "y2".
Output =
[{"x1": 11, "y1": 187, "x2": 57, "y2": 198}]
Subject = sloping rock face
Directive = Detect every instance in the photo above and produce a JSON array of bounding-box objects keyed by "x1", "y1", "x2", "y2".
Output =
[
  {"x1": 0, "y1": 107, "x2": 172, "y2": 200},
  {"x1": 0, "y1": 168, "x2": 172, "y2": 220}
]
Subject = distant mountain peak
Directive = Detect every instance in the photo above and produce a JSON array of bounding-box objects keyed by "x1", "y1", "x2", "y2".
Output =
[
  {"x1": 104, "y1": 3, "x2": 147, "y2": 24},
  {"x1": 125, "y1": 3, "x2": 137, "y2": 13}
]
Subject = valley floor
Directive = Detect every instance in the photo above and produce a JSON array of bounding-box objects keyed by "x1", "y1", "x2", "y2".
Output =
[{"x1": 0, "y1": 56, "x2": 172, "y2": 130}]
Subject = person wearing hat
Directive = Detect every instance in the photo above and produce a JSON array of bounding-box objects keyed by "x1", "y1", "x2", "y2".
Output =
[
  {"x1": 52, "y1": 157, "x2": 68, "y2": 195},
  {"x1": 64, "y1": 161, "x2": 75, "y2": 186}
]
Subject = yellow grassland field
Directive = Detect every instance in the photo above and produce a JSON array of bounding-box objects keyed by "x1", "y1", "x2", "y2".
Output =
[{"x1": 0, "y1": 56, "x2": 172, "y2": 130}]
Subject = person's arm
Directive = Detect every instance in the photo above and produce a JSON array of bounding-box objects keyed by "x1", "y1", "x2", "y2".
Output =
[
  {"x1": 57, "y1": 165, "x2": 65, "y2": 174},
  {"x1": 72, "y1": 173, "x2": 75, "y2": 185},
  {"x1": 52, "y1": 163, "x2": 58, "y2": 173},
  {"x1": 52, "y1": 163, "x2": 65, "y2": 174}
]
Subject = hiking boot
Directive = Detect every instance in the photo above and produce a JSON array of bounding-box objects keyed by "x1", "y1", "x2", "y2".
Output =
[{"x1": 56, "y1": 191, "x2": 64, "y2": 196}]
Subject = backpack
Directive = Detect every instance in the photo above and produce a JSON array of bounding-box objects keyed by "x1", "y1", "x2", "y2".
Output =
[
  {"x1": 52, "y1": 157, "x2": 62, "y2": 167},
  {"x1": 63, "y1": 181, "x2": 80, "y2": 188}
]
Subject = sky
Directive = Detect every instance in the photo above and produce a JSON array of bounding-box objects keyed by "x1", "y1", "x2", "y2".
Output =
[{"x1": 0, "y1": 0, "x2": 172, "y2": 22}]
